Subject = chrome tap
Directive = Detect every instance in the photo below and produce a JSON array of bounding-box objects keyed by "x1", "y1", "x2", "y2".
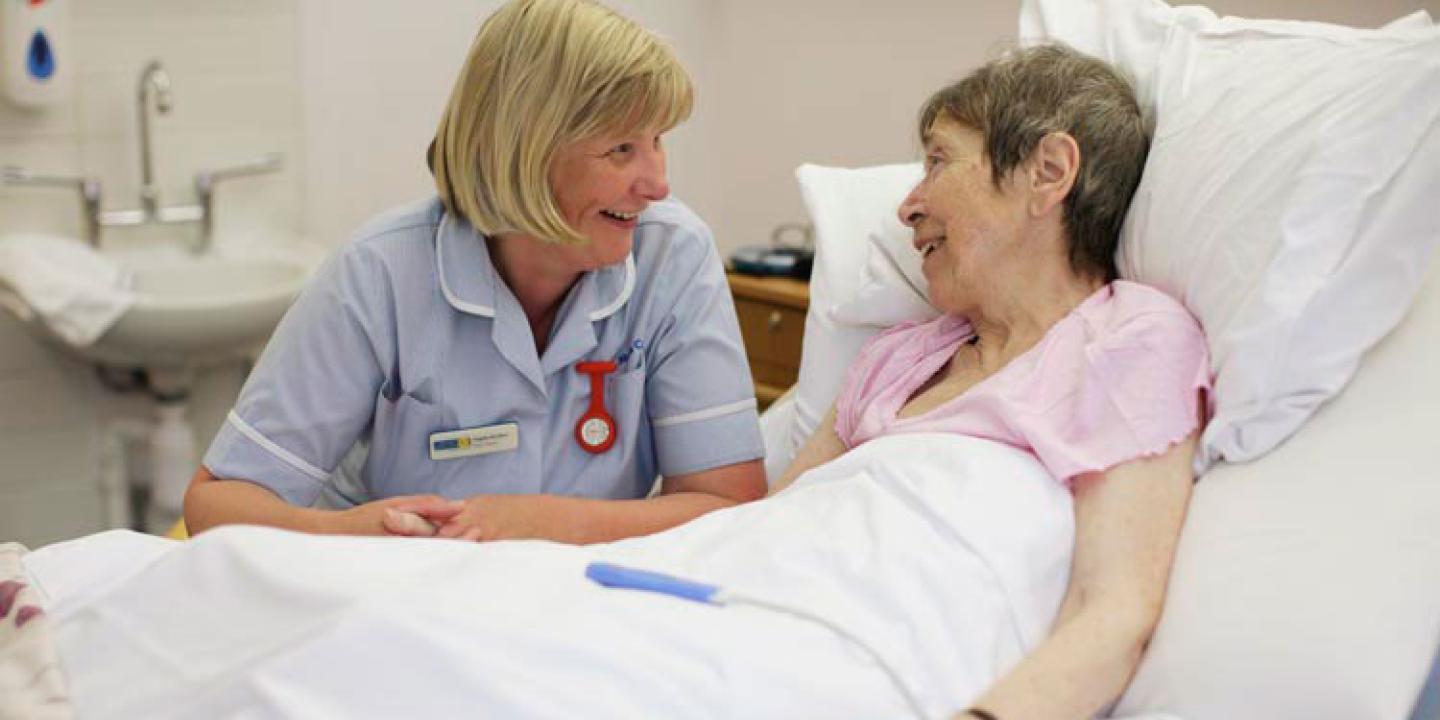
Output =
[
  {"x1": 3, "y1": 60, "x2": 282, "y2": 253},
  {"x1": 137, "y1": 60, "x2": 173, "y2": 218},
  {"x1": 1, "y1": 166, "x2": 103, "y2": 245},
  {"x1": 195, "y1": 153, "x2": 284, "y2": 247}
]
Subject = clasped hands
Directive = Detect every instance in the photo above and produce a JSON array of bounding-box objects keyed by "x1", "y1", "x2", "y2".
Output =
[{"x1": 342, "y1": 493, "x2": 552, "y2": 542}]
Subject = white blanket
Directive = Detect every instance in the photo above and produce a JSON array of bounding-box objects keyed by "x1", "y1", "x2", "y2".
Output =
[{"x1": 26, "y1": 434, "x2": 1074, "y2": 719}]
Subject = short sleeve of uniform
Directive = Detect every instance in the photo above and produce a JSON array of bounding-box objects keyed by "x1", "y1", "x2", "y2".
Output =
[
  {"x1": 1026, "y1": 301, "x2": 1212, "y2": 483},
  {"x1": 202, "y1": 243, "x2": 394, "y2": 506},
  {"x1": 641, "y1": 217, "x2": 765, "y2": 477}
]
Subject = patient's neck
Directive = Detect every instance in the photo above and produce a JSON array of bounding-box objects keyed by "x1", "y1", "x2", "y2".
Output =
[{"x1": 965, "y1": 255, "x2": 1103, "y2": 372}]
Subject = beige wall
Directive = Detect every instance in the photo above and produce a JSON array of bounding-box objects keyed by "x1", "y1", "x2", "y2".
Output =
[
  {"x1": 697, "y1": 0, "x2": 1439, "y2": 255},
  {"x1": 298, "y1": 0, "x2": 1440, "y2": 254},
  {"x1": 698, "y1": 0, "x2": 1010, "y2": 251},
  {"x1": 297, "y1": 0, "x2": 489, "y2": 253},
  {"x1": 1210, "y1": 0, "x2": 1438, "y2": 25},
  {"x1": 298, "y1": 0, "x2": 719, "y2": 253}
]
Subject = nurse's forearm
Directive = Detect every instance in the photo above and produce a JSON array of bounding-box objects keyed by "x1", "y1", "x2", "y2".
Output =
[
  {"x1": 548, "y1": 458, "x2": 768, "y2": 543},
  {"x1": 544, "y1": 491, "x2": 747, "y2": 544},
  {"x1": 438, "y1": 490, "x2": 753, "y2": 545},
  {"x1": 184, "y1": 466, "x2": 457, "y2": 537},
  {"x1": 183, "y1": 468, "x2": 334, "y2": 535}
]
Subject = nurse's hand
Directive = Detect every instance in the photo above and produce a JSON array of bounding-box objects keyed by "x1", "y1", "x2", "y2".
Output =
[
  {"x1": 330, "y1": 495, "x2": 466, "y2": 537},
  {"x1": 430, "y1": 495, "x2": 555, "y2": 542}
]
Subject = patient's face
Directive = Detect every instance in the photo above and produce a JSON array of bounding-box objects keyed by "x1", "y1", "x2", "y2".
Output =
[{"x1": 897, "y1": 117, "x2": 1028, "y2": 314}]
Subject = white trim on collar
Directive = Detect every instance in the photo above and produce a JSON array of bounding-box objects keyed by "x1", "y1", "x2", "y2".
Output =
[
  {"x1": 436, "y1": 213, "x2": 496, "y2": 318},
  {"x1": 589, "y1": 254, "x2": 635, "y2": 321},
  {"x1": 437, "y1": 211, "x2": 636, "y2": 322}
]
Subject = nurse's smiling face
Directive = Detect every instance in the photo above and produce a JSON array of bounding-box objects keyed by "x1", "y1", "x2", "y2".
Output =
[{"x1": 548, "y1": 126, "x2": 671, "y2": 272}]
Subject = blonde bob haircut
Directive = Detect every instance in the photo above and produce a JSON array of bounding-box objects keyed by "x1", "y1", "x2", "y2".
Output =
[{"x1": 429, "y1": 0, "x2": 694, "y2": 245}]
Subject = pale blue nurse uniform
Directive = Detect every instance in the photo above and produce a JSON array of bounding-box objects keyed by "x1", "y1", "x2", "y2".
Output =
[{"x1": 203, "y1": 197, "x2": 764, "y2": 506}]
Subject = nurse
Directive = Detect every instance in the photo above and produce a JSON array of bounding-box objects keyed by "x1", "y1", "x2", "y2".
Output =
[{"x1": 184, "y1": 0, "x2": 767, "y2": 542}]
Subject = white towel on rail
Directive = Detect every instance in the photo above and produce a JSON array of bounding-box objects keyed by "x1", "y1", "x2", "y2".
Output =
[{"x1": 0, "y1": 234, "x2": 133, "y2": 346}]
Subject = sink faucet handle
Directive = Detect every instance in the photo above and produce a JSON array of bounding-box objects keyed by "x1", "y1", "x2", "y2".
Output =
[
  {"x1": 1, "y1": 166, "x2": 104, "y2": 246},
  {"x1": 198, "y1": 153, "x2": 284, "y2": 187},
  {"x1": 193, "y1": 153, "x2": 284, "y2": 253},
  {"x1": 3, "y1": 165, "x2": 90, "y2": 190}
]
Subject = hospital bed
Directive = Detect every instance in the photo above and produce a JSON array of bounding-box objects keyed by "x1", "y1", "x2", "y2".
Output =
[
  {"x1": 7, "y1": 0, "x2": 1440, "y2": 717},
  {"x1": 8, "y1": 283, "x2": 1437, "y2": 720},
  {"x1": 15, "y1": 256, "x2": 1434, "y2": 720},
  {"x1": 754, "y1": 266, "x2": 1440, "y2": 719}
]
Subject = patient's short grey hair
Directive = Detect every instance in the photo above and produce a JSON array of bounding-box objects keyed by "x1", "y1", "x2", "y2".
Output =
[{"x1": 919, "y1": 43, "x2": 1149, "y2": 281}]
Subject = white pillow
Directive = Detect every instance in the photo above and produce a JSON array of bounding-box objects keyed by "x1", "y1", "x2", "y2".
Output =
[
  {"x1": 1020, "y1": 2, "x2": 1435, "y2": 122},
  {"x1": 809, "y1": 5, "x2": 1438, "y2": 334},
  {"x1": 1023, "y1": 1, "x2": 1440, "y2": 470},
  {"x1": 786, "y1": 163, "x2": 924, "y2": 458},
  {"x1": 832, "y1": 227, "x2": 935, "y2": 329}
]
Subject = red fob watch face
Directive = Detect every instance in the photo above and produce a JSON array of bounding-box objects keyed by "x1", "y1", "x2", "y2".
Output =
[{"x1": 574, "y1": 361, "x2": 618, "y2": 454}]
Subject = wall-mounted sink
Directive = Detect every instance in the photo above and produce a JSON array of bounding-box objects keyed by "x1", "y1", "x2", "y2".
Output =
[
  {"x1": 0, "y1": 237, "x2": 320, "y2": 369},
  {"x1": 93, "y1": 244, "x2": 318, "y2": 368},
  {"x1": 0, "y1": 235, "x2": 321, "y2": 533}
]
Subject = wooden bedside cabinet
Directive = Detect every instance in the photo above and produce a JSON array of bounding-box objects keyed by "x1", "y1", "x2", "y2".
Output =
[{"x1": 726, "y1": 272, "x2": 810, "y2": 409}]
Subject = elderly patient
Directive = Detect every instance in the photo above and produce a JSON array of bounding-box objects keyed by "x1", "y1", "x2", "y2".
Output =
[{"x1": 775, "y1": 44, "x2": 1210, "y2": 719}]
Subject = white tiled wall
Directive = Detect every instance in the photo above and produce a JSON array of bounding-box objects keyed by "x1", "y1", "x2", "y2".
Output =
[
  {"x1": 0, "y1": 325, "x2": 103, "y2": 545},
  {"x1": 0, "y1": 0, "x2": 302, "y2": 547}
]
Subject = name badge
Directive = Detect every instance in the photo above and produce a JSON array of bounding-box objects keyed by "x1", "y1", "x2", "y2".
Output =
[{"x1": 428, "y1": 422, "x2": 519, "y2": 461}]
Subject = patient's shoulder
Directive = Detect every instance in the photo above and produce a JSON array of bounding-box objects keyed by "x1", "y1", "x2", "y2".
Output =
[
  {"x1": 1023, "y1": 281, "x2": 1211, "y2": 482},
  {"x1": 1085, "y1": 280, "x2": 1205, "y2": 345},
  {"x1": 1109, "y1": 279, "x2": 1198, "y2": 319}
]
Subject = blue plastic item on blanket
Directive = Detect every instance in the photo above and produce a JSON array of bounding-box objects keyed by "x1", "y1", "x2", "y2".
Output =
[
  {"x1": 584, "y1": 562, "x2": 723, "y2": 604},
  {"x1": 584, "y1": 561, "x2": 930, "y2": 719}
]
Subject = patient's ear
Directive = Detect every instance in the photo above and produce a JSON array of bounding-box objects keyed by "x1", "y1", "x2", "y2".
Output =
[{"x1": 1027, "y1": 132, "x2": 1080, "y2": 217}]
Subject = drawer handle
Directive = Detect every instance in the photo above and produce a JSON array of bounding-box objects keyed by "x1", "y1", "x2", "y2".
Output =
[{"x1": 767, "y1": 311, "x2": 783, "y2": 332}]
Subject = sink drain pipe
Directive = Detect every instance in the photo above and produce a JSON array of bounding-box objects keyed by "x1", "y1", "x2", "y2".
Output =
[
  {"x1": 93, "y1": 366, "x2": 197, "y2": 533},
  {"x1": 148, "y1": 399, "x2": 195, "y2": 527},
  {"x1": 98, "y1": 417, "x2": 150, "y2": 531}
]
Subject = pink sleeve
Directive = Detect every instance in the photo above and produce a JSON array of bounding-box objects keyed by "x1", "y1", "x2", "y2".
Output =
[
  {"x1": 1029, "y1": 308, "x2": 1212, "y2": 483},
  {"x1": 833, "y1": 321, "x2": 922, "y2": 447}
]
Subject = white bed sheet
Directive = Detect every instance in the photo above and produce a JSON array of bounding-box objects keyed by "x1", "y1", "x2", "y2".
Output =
[{"x1": 27, "y1": 434, "x2": 1074, "y2": 720}]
